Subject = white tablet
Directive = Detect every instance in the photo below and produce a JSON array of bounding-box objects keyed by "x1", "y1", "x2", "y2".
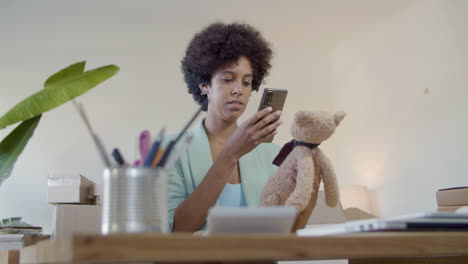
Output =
[{"x1": 206, "y1": 206, "x2": 297, "y2": 234}]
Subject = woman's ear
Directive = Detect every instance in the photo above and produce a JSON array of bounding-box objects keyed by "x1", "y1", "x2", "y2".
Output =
[{"x1": 199, "y1": 83, "x2": 208, "y2": 95}]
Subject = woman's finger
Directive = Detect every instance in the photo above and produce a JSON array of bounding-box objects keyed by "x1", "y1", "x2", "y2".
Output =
[
  {"x1": 252, "y1": 110, "x2": 282, "y2": 131},
  {"x1": 256, "y1": 118, "x2": 282, "y2": 139},
  {"x1": 247, "y1": 107, "x2": 273, "y2": 126},
  {"x1": 260, "y1": 129, "x2": 278, "y2": 143}
]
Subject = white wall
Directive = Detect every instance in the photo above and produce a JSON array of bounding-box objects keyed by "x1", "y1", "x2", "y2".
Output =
[
  {"x1": 0, "y1": 0, "x2": 338, "y2": 233},
  {"x1": 329, "y1": 0, "x2": 468, "y2": 217},
  {"x1": 1, "y1": 0, "x2": 453, "y2": 236}
]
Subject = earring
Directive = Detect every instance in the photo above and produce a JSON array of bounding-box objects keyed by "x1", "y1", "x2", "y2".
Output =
[{"x1": 201, "y1": 89, "x2": 207, "y2": 95}]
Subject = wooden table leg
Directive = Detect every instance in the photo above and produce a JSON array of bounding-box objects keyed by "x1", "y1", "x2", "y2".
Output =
[{"x1": 0, "y1": 250, "x2": 19, "y2": 264}]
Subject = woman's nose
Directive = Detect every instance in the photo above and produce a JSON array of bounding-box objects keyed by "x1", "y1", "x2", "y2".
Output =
[{"x1": 232, "y1": 81, "x2": 243, "y2": 96}]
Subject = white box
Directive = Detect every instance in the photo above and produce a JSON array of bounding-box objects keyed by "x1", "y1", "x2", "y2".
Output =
[
  {"x1": 94, "y1": 183, "x2": 103, "y2": 196},
  {"x1": 436, "y1": 186, "x2": 468, "y2": 206},
  {"x1": 51, "y1": 204, "x2": 101, "y2": 239},
  {"x1": 89, "y1": 183, "x2": 103, "y2": 205},
  {"x1": 48, "y1": 173, "x2": 95, "y2": 204}
]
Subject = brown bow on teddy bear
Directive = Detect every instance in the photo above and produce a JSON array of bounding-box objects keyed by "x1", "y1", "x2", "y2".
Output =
[{"x1": 260, "y1": 110, "x2": 346, "y2": 232}]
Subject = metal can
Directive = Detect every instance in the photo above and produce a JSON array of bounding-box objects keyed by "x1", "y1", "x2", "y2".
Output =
[{"x1": 101, "y1": 167, "x2": 168, "y2": 234}]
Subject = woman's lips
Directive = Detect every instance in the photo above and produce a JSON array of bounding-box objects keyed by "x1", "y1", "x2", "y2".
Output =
[
  {"x1": 226, "y1": 101, "x2": 244, "y2": 110},
  {"x1": 227, "y1": 100, "x2": 244, "y2": 106}
]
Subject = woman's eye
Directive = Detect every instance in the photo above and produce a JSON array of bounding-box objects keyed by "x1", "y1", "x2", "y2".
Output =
[
  {"x1": 222, "y1": 78, "x2": 232, "y2": 82},
  {"x1": 243, "y1": 81, "x2": 252, "y2": 86}
]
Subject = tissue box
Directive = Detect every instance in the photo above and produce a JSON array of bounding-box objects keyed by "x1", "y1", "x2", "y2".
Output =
[
  {"x1": 51, "y1": 204, "x2": 101, "y2": 239},
  {"x1": 48, "y1": 173, "x2": 95, "y2": 204}
]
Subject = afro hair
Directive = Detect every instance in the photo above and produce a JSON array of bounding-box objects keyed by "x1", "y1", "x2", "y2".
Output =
[{"x1": 181, "y1": 22, "x2": 273, "y2": 111}]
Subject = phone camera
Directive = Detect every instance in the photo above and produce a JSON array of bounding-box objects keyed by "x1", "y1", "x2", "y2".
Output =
[{"x1": 266, "y1": 92, "x2": 273, "y2": 105}]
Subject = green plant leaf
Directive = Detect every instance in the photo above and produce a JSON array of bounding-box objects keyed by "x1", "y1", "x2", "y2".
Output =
[
  {"x1": 43, "y1": 61, "x2": 86, "y2": 89},
  {"x1": 0, "y1": 64, "x2": 119, "y2": 129},
  {"x1": 0, "y1": 115, "x2": 41, "y2": 186}
]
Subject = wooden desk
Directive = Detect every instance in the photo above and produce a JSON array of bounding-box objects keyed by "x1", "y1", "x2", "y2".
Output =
[{"x1": 20, "y1": 232, "x2": 468, "y2": 264}]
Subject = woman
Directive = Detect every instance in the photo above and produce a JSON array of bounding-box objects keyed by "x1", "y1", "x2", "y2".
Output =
[{"x1": 168, "y1": 22, "x2": 283, "y2": 232}]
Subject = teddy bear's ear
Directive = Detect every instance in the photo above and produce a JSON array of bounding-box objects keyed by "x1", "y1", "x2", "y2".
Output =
[
  {"x1": 334, "y1": 111, "x2": 346, "y2": 126},
  {"x1": 294, "y1": 111, "x2": 311, "y2": 125}
]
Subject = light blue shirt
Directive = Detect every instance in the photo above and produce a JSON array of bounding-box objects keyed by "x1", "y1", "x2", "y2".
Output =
[{"x1": 218, "y1": 184, "x2": 247, "y2": 207}]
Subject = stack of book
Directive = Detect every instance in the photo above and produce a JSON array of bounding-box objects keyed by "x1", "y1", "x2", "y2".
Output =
[
  {"x1": 0, "y1": 234, "x2": 23, "y2": 251},
  {"x1": 0, "y1": 234, "x2": 49, "y2": 251},
  {"x1": 437, "y1": 186, "x2": 468, "y2": 212},
  {"x1": 0, "y1": 217, "x2": 48, "y2": 251}
]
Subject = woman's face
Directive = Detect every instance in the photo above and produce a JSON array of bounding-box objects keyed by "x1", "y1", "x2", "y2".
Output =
[{"x1": 200, "y1": 56, "x2": 253, "y2": 122}]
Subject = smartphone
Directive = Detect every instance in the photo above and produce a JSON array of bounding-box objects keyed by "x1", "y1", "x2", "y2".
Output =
[
  {"x1": 257, "y1": 88, "x2": 287, "y2": 142},
  {"x1": 258, "y1": 88, "x2": 288, "y2": 112}
]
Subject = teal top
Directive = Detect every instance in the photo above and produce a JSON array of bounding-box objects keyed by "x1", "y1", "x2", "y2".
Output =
[
  {"x1": 218, "y1": 184, "x2": 247, "y2": 207},
  {"x1": 165, "y1": 118, "x2": 280, "y2": 231}
]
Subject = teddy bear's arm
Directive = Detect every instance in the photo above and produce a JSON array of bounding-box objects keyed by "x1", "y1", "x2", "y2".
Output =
[
  {"x1": 316, "y1": 149, "x2": 340, "y2": 207},
  {"x1": 284, "y1": 154, "x2": 314, "y2": 211},
  {"x1": 259, "y1": 179, "x2": 282, "y2": 206}
]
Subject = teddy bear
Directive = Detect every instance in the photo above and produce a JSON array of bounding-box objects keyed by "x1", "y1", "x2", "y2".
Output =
[{"x1": 260, "y1": 110, "x2": 345, "y2": 231}]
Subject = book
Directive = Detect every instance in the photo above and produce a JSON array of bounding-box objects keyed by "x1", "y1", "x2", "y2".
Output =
[
  {"x1": 0, "y1": 234, "x2": 49, "y2": 251},
  {"x1": 0, "y1": 242, "x2": 23, "y2": 252},
  {"x1": 0, "y1": 234, "x2": 23, "y2": 242},
  {"x1": 436, "y1": 186, "x2": 468, "y2": 206},
  {"x1": 437, "y1": 205, "x2": 465, "y2": 212},
  {"x1": 0, "y1": 217, "x2": 43, "y2": 235}
]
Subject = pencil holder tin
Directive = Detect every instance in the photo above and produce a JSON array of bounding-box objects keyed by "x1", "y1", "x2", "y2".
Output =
[{"x1": 101, "y1": 167, "x2": 168, "y2": 234}]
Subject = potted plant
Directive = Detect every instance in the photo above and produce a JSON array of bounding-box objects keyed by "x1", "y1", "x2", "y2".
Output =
[{"x1": 0, "y1": 61, "x2": 119, "y2": 186}]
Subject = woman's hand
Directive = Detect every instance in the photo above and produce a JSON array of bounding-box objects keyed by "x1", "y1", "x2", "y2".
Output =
[{"x1": 223, "y1": 107, "x2": 283, "y2": 160}]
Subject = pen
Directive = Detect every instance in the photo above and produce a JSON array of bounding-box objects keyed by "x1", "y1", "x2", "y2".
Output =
[
  {"x1": 143, "y1": 127, "x2": 166, "y2": 167},
  {"x1": 112, "y1": 148, "x2": 126, "y2": 166},
  {"x1": 157, "y1": 101, "x2": 206, "y2": 167},
  {"x1": 72, "y1": 100, "x2": 111, "y2": 167},
  {"x1": 150, "y1": 147, "x2": 165, "y2": 167},
  {"x1": 139, "y1": 130, "x2": 151, "y2": 161}
]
